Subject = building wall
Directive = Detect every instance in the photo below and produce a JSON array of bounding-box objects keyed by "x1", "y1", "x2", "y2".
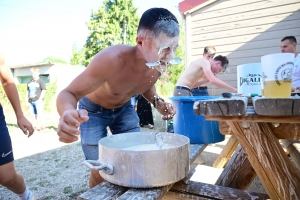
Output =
[{"x1": 184, "y1": 0, "x2": 300, "y2": 95}]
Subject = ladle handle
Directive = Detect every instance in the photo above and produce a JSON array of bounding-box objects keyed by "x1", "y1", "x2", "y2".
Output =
[{"x1": 83, "y1": 159, "x2": 114, "y2": 175}]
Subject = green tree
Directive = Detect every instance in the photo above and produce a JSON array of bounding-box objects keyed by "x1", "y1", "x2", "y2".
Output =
[
  {"x1": 43, "y1": 57, "x2": 67, "y2": 64},
  {"x1": 83, "y1": 0, "x2": 139, "y2": 66},
  {"x1": 70, "y1": 44, "x2": 85, "y2": 66}
]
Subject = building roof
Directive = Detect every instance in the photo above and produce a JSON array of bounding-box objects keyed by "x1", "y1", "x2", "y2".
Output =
[
  {"x1": 179, "y1": 0, "x2": 207, "y2": 13},
  {"x1": 10, "y1": 62, "x2": 55, "y2": 69}
]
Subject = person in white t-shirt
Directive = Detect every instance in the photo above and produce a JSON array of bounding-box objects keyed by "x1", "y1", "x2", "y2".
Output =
[{"x1": 281, "y1": 36, "x2": 300, "y2": 91}]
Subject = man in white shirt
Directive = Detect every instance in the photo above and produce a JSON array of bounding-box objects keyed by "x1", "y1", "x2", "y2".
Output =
[{"x1": 281, "y1": 36, "x2": 300, "y2": 91}]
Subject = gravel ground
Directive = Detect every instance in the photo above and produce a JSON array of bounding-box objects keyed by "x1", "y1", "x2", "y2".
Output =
[{"x1": 0, "y1": 111, "x2": 267, "y2": 199}]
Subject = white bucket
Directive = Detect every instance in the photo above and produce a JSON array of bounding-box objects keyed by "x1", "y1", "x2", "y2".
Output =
[
  {"x1": 261, "y1": 53, "x2": 294, "y2": 98},
  {"x1": 237, "y1": 63, "x2": 262, "y2": 95}
]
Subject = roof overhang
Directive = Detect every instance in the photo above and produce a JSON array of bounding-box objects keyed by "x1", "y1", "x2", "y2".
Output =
[{"x1": 180, "y1": 0, "x2": 218, "y2": 15}]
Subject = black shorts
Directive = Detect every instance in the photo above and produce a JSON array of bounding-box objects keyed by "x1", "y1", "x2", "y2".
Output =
[{"x1": 0, "y1": 104, "x2": 14, "y2": 166}]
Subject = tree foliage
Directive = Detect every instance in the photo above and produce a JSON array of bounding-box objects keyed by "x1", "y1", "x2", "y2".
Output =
[
  {"x1": 82, "y1": 0, "x2": 139, "y2": 66},
  {"x1": 70, "y1": 44, "x2": 85, "y2": 66},
  {"x1": 43, "y1": 57, "x2": 67, "y2": 64}
]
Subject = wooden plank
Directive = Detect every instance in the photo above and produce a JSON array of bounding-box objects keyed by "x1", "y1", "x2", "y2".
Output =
[
  {"x1": 191, "y1": 12, "x2": 300, "y2": 42},
  {"x1": 215, "y1": 145, "x2": 256, "y2": 189},
  {"x1": 193, "y1": 18, "x2": 300, "y2": 43},
  {"x1": 189, "y1": 144, "x2": 207, "y2": 164},
  {"x1": 117, "y1": 186, "x2": 172, "y2": 200},
  {"x1": 171, "y1": 180, "x2": 269, "y2": 200},
  {"x1": 193, "y1": 97, "x2": 248, "y2": 116},
  {"x1": 213, "y1": 135, "x2": 239, "y2": 168},
  {"x1": 192, "y1": 0, "x2": 300, "y2": 22},
  {"x1": 163, "y1": 190, "x2": 210, "y2": 200},
  {"x1": 192, "y1": 2, "x2": 300, "y2": 25},
  {"x1": 77, "y1": 182, "x2": 127, "y2": 200},
  {"x1": 281, "y1": 139, "x2": 300, "y2": 170},
  {"x1": 227, "y1": 121, "x2": 300, "y2": 199},
  {"x1": 219, "y1": 121, "x2": 300, "y2": 140},
  {"x1": 205, "y1": 115, "x2": 300, "y2": 123},
  {"x1": 253, "y1": 97, "x2": 300, "y2": 116}
]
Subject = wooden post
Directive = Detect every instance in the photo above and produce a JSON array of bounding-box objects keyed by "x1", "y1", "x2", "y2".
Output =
[
  {"x1": 227, "y1": 121, "x2": 300, "y2": 200},
  {"x1": 213, "y1": 135, "x2": 239, "y2": 168},
  {"x1": 281, "y1": 139, "x2": 300, "y2": 170},
  {"x1": 215, "y1": 145, "x2": 256, "y2": 189}
]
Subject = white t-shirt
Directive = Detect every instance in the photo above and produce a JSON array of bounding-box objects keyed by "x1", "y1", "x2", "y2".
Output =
[{"x1": 292, "y1": 54, "x2": 300, "y2": 88}]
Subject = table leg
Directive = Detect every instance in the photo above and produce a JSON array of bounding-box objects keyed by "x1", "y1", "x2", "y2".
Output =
[
  {"x1": 215, "y1": 145, "x2": 256, "y2": 190},
  {"x1": 227, "y1": 121, "x2": 300, "y2": 200}
]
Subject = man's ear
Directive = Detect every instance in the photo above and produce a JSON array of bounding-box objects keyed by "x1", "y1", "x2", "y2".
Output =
[{"x1": 136, "y1": 36, "x2": 143, "y2": 47}]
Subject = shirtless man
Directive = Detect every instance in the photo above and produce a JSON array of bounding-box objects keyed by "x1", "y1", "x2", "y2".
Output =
[
  {"x1": 174, "y1": 55, "x2": 237, "y2": 96},
  {"x1": 191, "y1": 45, "x2": 216, "y2": 96},
  {"x1": 56, "y1": 8, "x2": 178, "y2": 188}
]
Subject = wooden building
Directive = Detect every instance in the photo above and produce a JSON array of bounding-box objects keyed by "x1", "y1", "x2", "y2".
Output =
[{"x1": 179, "y1": 0, "x2": 300, "y2": 95}]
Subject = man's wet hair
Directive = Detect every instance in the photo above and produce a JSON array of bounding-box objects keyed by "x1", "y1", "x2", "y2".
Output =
[
  {"x1": 204, "y1": 46, "x2": 216, "y2": 55},
  {"x1": 214, "y1": 55, "x2": 229, "y2": 69},
  {"x1": 281, "y1": 36, "x2": 297, "y2": 44},
  {"x1": 137, "y1": 8, "x2": 179, "y2": 38}
]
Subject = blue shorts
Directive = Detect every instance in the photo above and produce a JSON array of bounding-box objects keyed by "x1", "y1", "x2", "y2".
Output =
[
  {"x1": 0, "y1": 105, "x2": 14, "y2": 166},
  {"x1": 28, "y1": 100, "x2": 44, "y2": 115},
  {"x1": 78, "y1": 96, "x2": 140, "y2": 160},
  {"x1": 130, "y1": 97, "x2": 136, "y2": 106},
  {"x1": 191, "y1": 86, "x2": 209, "y2": 96}
]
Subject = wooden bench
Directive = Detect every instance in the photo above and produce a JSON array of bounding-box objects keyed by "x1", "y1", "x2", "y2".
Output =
[{"x1": 78, "y1": 144, "x2": 207, "y2": 200}]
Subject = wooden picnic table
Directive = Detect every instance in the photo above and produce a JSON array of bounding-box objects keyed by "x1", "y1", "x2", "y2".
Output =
[
  {"x1": 194, "y1": 96, "x2": 300, "y2": 200},
  {"x1": 77, "y1": 143, "x2": 269, "y2": 200}
]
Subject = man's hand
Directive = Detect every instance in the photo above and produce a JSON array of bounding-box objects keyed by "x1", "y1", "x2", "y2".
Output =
[
  {"x1": 156, "y1": 101, "x2": 176, "y2": 120},
  {"x1": 17, "y1": 116, "x2": 35, "y2": 137},
  {"x1": 57, "y1": 109, "x2": 89, "y2": 143}
]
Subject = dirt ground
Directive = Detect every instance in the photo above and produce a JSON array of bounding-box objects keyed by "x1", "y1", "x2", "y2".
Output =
[{"x1": 0, "y1": 111, "x2": 267, "y2": 200}]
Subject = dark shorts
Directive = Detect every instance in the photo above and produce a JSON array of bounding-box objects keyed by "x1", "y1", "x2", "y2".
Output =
[
  {"x1": 78, "y1": 96, "x2": 140, "y2": 160},
  {"x1": 0, "y1": 105, "x2": 14, "y2": 166},
  {"x1": 191, "y1": 86, "x2": 209, "y2": 96}
]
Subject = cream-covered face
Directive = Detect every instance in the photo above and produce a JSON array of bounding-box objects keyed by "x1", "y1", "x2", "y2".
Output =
[{"x1": 138, "y1": 31, "x2": 179, "y2": 74}]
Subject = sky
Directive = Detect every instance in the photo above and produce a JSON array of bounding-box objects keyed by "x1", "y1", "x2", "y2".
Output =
[{"x1": 0, "y1": 0, "x2": 182, "y2": 66}]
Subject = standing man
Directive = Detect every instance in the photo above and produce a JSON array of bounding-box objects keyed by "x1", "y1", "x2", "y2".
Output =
[
  {"x1": 191, "y1": 45, "x2": 216, "y2": 96},
  {"x1": 0, "y1": 50, "x2": 36, "y2": 200},
  {"x1": 27, "y1": 68, "x2": 46, "y2": 130},
  {"x1": 174, "y1": 55, "x2": 237, "y2": 96},
  {"x1": 56, "y1": 8, "x2": 177, "y2": 188},
  {"x1": 281, "y1": 36, "x2": 300, "y2": 91}
]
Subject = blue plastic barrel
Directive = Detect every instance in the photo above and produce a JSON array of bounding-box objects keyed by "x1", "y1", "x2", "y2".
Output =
[{"x1": 170, "y1": 96, "x2": 224, "y2": 144}]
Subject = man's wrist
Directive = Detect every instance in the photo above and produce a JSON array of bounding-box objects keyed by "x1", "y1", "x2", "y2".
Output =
[{"x1": 153, "y1": 97, "x2": 165, "y2": 108}]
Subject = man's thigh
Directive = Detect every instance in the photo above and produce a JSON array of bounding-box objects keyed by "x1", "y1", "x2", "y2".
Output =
[
  {"x1": 0, "y1": 106, "x2": 14, "y2": 166},
  {"x1": 110, "y1": 103, "x2": 140, "y2": 134}
]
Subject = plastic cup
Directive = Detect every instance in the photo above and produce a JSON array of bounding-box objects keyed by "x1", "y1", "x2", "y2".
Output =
[{"x1": 261, "y1": 53, "x2": 294, "y2": 98}]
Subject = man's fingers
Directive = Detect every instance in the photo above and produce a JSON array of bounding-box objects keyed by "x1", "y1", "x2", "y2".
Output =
[
  {"x1": 57, "y1": 127, "x2": 79, "y2": 143},
  {"x1": 78, "y1": 109, "x2": 89, "y2": 122}
]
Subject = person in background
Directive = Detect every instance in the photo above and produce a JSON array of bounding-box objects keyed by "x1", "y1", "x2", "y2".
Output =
[
  {"x1": 56, "y1": 8, "x2": 178, "y2": 188},
  {"x1": 0, "y1": 51, "x2": 36, "y2": 200},
  {"x1": 174, "y1": 55, "x2": 237, "y2": 96},
  {"x1": 191, "y1": 45, "x2": 216, "y2": 96},
  {"x1": 27, "y1": 68, "x2": 46, "y2": 131},
  {"x1": 136, "y1": 94, "x2": 154, "y2": 129},
  {"x1": 281, "y1": 36, "x2": 300, "y2": 91}
]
